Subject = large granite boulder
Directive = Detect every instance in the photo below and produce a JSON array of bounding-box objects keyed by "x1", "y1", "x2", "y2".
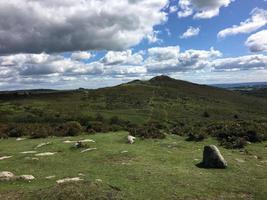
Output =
[{"x1": 201, "y1": 145, "x2": 227, "y2": 168}]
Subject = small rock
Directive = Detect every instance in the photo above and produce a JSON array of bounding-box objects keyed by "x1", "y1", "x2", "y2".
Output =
[
  {"x1": 81, "y1": 148, "x2": 97, "y2": 153},
  {"x1": 235, "y1": 158, "x2": 245, "y2": 163},
  {"x1": 200, "y1": 145, "x2": 227, "y2": 169},
  {"x1": 16, "y1": 138, "x2": 26, "y2": 141},
  {"x1": 35, "y1": 152, "x2": 56, "y2": 156},
  {"x1": 35, "y1": 142, "x2": 51, "y2": 149},
  {"x1": 78, "y1": 173, "x2": 85, "y2": 176},
  {"x1": 0, "y1": 171, "x2": 15, "y2": 181},
  {"x1": 0, "y1": 156, "x2": 12, "y2": 160},
  {"x1": 20, "y1": 151, "x2": 37, "y2": 154},
  {"x1": 19, "y1": 175, "x2": 35, "y2": 181},
  {"x1": 56, "y1": 177, "x2": 83, "y2": 184},
  {"x1": 127, "y1": 135, "x2": 136, "y2": 144},
  {"x1": 46, "y1": 175, "x2": 56, "y2": 179},
  {"x1": 121, "y1": 151, "x2": 128, "y2": 154},
  {"x1": 95, "y1": 179, "x2": 103, "y2": 182}
]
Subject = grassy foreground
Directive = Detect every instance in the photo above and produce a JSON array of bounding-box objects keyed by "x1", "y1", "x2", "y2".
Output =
[{"x1": 0, "y1": 132, "x2": 267, "y2": 200}]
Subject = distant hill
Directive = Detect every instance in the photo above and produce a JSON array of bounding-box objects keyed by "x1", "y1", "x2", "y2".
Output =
[{"x1": 0, "y1": 75, "x2": 266, "y2": 125}]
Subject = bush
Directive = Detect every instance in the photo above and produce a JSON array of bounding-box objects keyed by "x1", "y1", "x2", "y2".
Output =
[
  {"x1": 207, "y1": 120, "x2": 267, "y2": 148},
  {"x1": 85, "y1": 121, "x2": 109, "y2": 134},
  {"x1": 203, "y1": 111, "x2": 210, "y2": 118},
  {"x1": 128, "y1": 124, "x2": 165, "y2": 139},
  {"x1": 185, "y1": 127, "x2": 208, "y2": 142},
  {"x1": 56, "y1": 121, "x2": 83, "y2": 136}
]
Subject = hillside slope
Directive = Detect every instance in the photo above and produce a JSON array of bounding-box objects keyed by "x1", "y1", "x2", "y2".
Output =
[{"x1": 0, "y1": 75, "x2": 266, "y2": 126}]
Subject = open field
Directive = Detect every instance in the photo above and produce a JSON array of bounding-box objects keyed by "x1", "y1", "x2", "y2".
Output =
[{"x1": 0, "y1": 132, "x2": 267, "y2": 200}]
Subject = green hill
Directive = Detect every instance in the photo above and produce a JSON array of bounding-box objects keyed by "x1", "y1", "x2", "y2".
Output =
[{"x1": 0, "y1": 75, "x2": 267, "y2": 126}]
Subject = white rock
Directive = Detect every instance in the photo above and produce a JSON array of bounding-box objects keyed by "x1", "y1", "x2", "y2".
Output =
[
  {"x1": 35, "y1": 142, "x2": 51, "y2": 149},
  {"x1": 0, "y1": 156, "x2": 12, "y2": 160},
  {"x1": 46, "y1": 175, "x2": 56, "y2": 179},
  {"x1": 63, "y1": 139, "x2": 95, "y2": 144},
  {"x1": 56, "y1": 177, "x2": 83, "y2": 184},
  {"x1": 16, "y1": 138, "x2": 26, "y2": 141},
  {"x1": 35, "y1": 152, "x2": 56, "y2": 156},
  {"x1": 235, "y1": 158, "x2": 245, "y2": 163},
  {"x1": 0, "y1": 171, "x2": 14, "y2": 179},
  {"x1": 121, "y1": 150, "x2": 128, "y2": 154},
  {"x1": 20, "y1": 151, "x2": 37, "y2": 154},
  {"x1": 19, "y1": 175, "x2": 35, "y2": 181},
  {"x1": 81, "y1": 148, "x2": 97, "y2": 153},
  {"x1": 127, "y1": 135, "x2": 136, "y2": 144}
]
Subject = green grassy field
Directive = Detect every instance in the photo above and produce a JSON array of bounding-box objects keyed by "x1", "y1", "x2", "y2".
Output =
[{"x1": 1, "y1": 132, "x2": 267, "y2": 199}]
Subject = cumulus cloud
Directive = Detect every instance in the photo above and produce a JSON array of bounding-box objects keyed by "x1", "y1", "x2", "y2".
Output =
[
  {"x1": 180, "y1": 26, "x2": 200, "y2": 39},
  {"x1": 71, "y1": 51, "x2": 93, "y2": 61},
  {"x1": 146, "y1": 46, "x2": 221, "y2": 73},
  {"x1": 245, "y1": 30, "x2": 267, "y2": 52},
  {"x1": 177, "y1": 0, "x2": 232, "y2": 19},
  {"x1": 0, "y1": 0, "x2": 168, "y2": 54},
  {"x1": 218, "y1": 8, "x2": 267, "y2": 38},
  {"x1": 1, "y1": 47, "x2": 267, "y2": 90},
  {"x1": 212, "y1": 54, "x2": 267, "y2": 71},
  {"x1": 101, "y1": 50, "x2": 143, "y2": 65}
]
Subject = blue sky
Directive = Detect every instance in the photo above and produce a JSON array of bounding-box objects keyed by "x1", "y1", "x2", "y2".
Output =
[{"x1": 0, "y1": 0, "x2": 267, "y2": 90}]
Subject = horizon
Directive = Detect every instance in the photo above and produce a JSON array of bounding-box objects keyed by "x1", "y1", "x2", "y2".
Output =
[
  {"x1": 0, "y1": 75, "x2": 267, "y2": 92},
  {"x1": 0, "y1": 0, "x2": 267, "y2": 90}
]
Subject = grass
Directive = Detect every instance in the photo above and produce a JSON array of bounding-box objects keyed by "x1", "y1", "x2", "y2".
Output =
[{"x1": 0, "y1": 132, "x2": 267, "y2": 199}]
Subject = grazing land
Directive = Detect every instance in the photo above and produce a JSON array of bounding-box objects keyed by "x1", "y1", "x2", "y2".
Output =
[{"x1": 0, "y1": 132, "x2": 267, "y2": 200}]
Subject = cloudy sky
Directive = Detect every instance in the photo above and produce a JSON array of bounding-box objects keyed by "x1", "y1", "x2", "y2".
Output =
[{"x1": 0, "y1": 0, "x2": 267, "y2": 90}]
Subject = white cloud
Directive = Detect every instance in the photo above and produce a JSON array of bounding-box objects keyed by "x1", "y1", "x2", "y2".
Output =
[
  {"x1": 71, "y1": 51, "x2": 92, "y2": 60},
  {"x1": 218, "y1": 8, "x2": 267, "y2": 38},
  {"x1": 180, "y1": 26, "x2": 200, "y2": 39},
  {"x1": 147, "y1": 46, "x2": 180, "y2": 61},
  {"x1": 212, "y1": 54, "x2": 267, "y2": 71},
  {"x1": 245, "y1": 30, "x2": 267, "y2": 52},
  {"x1": 1, "y1": 47, "x2": 267, "y2": 90},
  {"x1": 146, "y1": 46, "x2": 221, "y2": 73},
  {"x1": 177, "y1": 0, "x2": 232, "y2": 19},
  {"x1": 0, "y1": 0, "x2": 168, "y2": 54},
  {"x1": 101, "y1": 50, "x2": 143, "y2": 65}
]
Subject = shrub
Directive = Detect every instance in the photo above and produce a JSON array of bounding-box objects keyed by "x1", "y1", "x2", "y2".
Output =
[
  {"x1": 203, "y1": 111, "x2": 210, "y2": 118},
  {"x1": 56, "y1": 121, "x2": 83, "y2": 136},
  {"x1": 207, "y1": 120, "x2": 267, "y2": 148},
  {"x1": 128, "y1": 124, "x2": 165, "y2": 139},
  {"x1": 185, "y1": 127, "x2": 208, "y2": 142},
  {"x1": 85, "y1": 121, "x2": 109, "y2": 134}
]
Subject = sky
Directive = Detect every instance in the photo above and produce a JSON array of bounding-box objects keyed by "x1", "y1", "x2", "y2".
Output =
[{"x1": 0, "y1": 0, "x2": 267, "y2": 90}]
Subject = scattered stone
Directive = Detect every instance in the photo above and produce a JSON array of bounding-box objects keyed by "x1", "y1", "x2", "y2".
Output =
[
  {"x1": 0, "y1": 171, "x2": 15, "y2": 181},
  {"x1": 235, "y1": 158, "x2": 245, "y2": 163},
  {"x1": 19, "y1": 175, "x2": 35, "y2": 181},
  {"x1": 46, "y1": 175, "x2": 56, "y2": 179},
  {"x1": 25, "y1": 157, "x2": 39, "y2": 161},
  {"x1": 194, "y1": 159, "x2": 200, "y2": 162},
  {"x1": 56, "y1": 177, "x2": 83, "y2": 184},
  {"x1": 16, "y1": 138, "x2": 26, "y2": 141},
  {"x1": 81, "y1": 148, "x2": 97, "y2": 153},
  {"x1": 35, "y1": 152, "x2": 56, "y2": 156},
  {"x1": 80, "y1": 139, "x2": 95, "y2": 143},
  {"x1": 63, "y1": 139, "x2": 95, "y2": 144},
  {"x1": 35, "y1": 142, "x2": 51, "y2": 149},
  {"x1": 78, "y1": 173, "x2": 85, "y2": 176},
  {"x1": 121, "y1": 150, "x2": 128, "y2": 154},
  {"x1": 0, "y1": 156, "x2": 12, "y2": 160},
  {"x1": 95, "y1": 179, "x2": 103, "y2": 182},
  {"x1": 199, "y1": 145, "x2": 227, "y2": 169},
  {"x1": 127, "y1": 135, "x2": 136, "y2": 144},
  {"x1": 20, "y1": 151, "x2": 37, "y2": 154}
]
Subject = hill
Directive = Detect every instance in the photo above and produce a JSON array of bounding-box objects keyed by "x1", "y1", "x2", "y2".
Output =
[{"x1": 0, "y1": 75, "x2": 267, "y2": 126}]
